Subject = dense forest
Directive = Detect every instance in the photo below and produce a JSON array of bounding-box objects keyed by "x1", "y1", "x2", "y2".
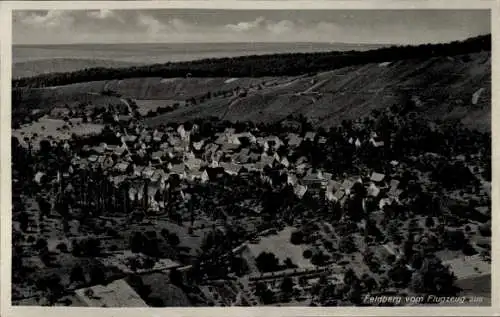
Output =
[{"x1": 13, "y1": 34, "x2": 491, "y2": 89}]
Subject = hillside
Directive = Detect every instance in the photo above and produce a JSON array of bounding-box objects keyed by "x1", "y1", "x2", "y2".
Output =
[
  {"x1": 144, "y1": 52, "x2": 490, "y2": 132},
  {"x1": 13, "y1": 58, "x2": 142, "y2": 79},
  {"x1": 13, "y1": 51, "x2": 490, "y2": 132}
]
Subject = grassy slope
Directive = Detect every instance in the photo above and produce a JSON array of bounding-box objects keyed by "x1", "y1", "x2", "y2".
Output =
[{"x1": 15, "y1": 52, "x2": 491, "y2": 132}]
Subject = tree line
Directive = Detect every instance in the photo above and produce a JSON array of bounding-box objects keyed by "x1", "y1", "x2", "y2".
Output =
[{"x1": 13, "y1": 34, "x2": 491, "y2": 88}]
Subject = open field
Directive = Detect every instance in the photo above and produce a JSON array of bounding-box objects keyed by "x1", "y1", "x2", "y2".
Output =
[
  {"x1": 247, "y1": 227, "x2": 314, "y2": 269},
  {"x1": 14, "y1": 52, "x2": 491, "y2": 132},
  {"x1": 12, "y1": 117, "x2": 104, "y2": 149}
]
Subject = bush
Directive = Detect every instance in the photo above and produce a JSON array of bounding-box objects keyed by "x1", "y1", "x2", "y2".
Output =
[
  {"x1": 303, "y1": 249, "x2": 313, "y2": 259},
  {"x1": 290, "y1": 231, "x2": 304, "y2": 245}
]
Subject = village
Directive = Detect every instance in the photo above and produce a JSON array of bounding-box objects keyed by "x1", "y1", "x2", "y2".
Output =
[{"x1": 11, "y1": 86, "x2": 492, "y2": 307}]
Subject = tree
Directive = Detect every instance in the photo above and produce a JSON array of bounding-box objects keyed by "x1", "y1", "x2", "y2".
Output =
[
  {"x1": 280, "y1": 277, "x2": 294, "y2": 301},
  {"x1": 169, "y1": 268, "x2": 183, "y2": 286},
  {"x1": 148, "y1": 297, "x2": 165, "y2": 307},
  {"x1": 284, "y1": 257, "x2": 298, "y2": 269},
  {"x1": 70, "y1": 265, "x2": 86, "y2": 284},
  {"x1": 255, "y1": 282, "x2": 274, "y2": 304},
  {"x1": 37, "y1": 197, "x2": 52, "y2": 219},
  {"x1": 303, "y1": 249, "x2": 313, "y2": 259},
  {"x1": 255, "y1": 252, "x2": 280, "y2": 273},
  {"x1": 311, "y1": 251, "x2": 329, "y2": 266},
  {"x1": 168, "y1": 233, "x2": 180, "y2": 246},
  {"x1": 443, "y1": 230, "x2": 467, "y2": 251},
  {"x1": 416, "y1": 256, "x2": 457, "y2": 296},
  {"x1": 18, "y1": 212, "x2": 30, "y2": 232},
  {"x1": 56, "y1": 242, "x2": 68, "y2": 253},
  {"x1": 388, "y1": 261, "x2": 412, "y2": 287},
  {"x1": 425, "y1": 216, "x2": 435, "y2": 228},
  {"x1": 81, "y1": 238, "x2": 101, "y2": 256},
  {"x1": 35, "y1": 238, "x2": 48, "y2": 253},
  {"x1": 231, "y1": 257, "x2": 250, "y2": 277},
  {"x1": 130, "y1": 232, "x2": 144, "y2": 253},
  {"x1": 290, "y1": 231, "x2": 304, "y2": 245},
  {"x1": 339, "y1": 235, "x2": 357, "y2": 254},
  {"x1": 90, "y1": 266, "x2": 106, "y2": 285}
]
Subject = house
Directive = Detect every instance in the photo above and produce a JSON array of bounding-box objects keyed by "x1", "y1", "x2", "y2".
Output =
[
  {"x1": 333, "y1": 189, "x2": 345, "y2": 201},
  {"x1": 224, "y1": 128, "x2": 236, "y2": 135},
  {"x1": 255, "y1": 156, "x2": 275, "y2": 170},
  {"x1": 390, "y1": 160, "x2": 399, "y2": 167},
  {"x1": 287, "y1": 133, "x2": 303, "y2": 147},
  {"x1": 341, "y1": 179, "x2": 355, "y2": 195},
  {"x1": 133, "y1": 165, "x2": 145, "y2": 177},
  {"x1": 264, "y1": 136, "x2": 284, "y2": 150},
  {"x1": 370, "y1": 136, "x2": 385, "y2": 148},
  {"x1": 88, "y1": 155, "x2": 98, "y2": 163},
  {"x1": 389, "y1": 179, "x2": 400, "y2": 191},
  {"x1": 169, "y1": 164, "x2": 186, "y2": 179},
  {"x1": 123, "y1": 135, "x2": 138, "y2": 143},
  {"x1": 204, "y1": 143, "x2": 220, "y2": 160},
  {"x1": 325, "y1": 190, "x2": 336, "y2": 202},
  {"x1": 92, "y1": 144, "x2": 106, "y2": 155},
  {"x1": 304, "y1": 132, "x2": 316, "y2": 142},
  {"x1": 221, "y1": 142, "x2": 241, "y2": 153},
  {"x1": 142, "y1": 167, "x2": 155, "y2": 179},
  {"x1": 296, "y1": 156, "x2": 308, "y2": 166},
  {"x1": 234, "y1": 132, "x2": 257, "y2": 144},
  {"x1": 281, "y1": 157, "x2": 290, "y2": 168},
  {"x1": 34, "y1": 172, "x2": 46, "y2": 184},
  {"x1": 302, "y1": 170, "x2": 328, "y2": 188},
  {"x1": 219, "y1": 162, "x2": 242, "y2": 176},
  {"x1": 185, "y1": 158, "x2": 203, "y2": 171},
  {"x1": 323, "y1": 172, "x2": 333, "y2": 181},
  {"x1": 112, "y1": 175, "x2": 127, "y2": 187},
  {"x1": 50, "y1": 107, "x2": 71, "y2": 118},
  {"x1": 324, "y1": 179, "x2": 339, "y2": 192},
  {"x1": 114, "y1": 162, "x2": 129, "y2": 173},
  {"x1": 160, "y1": 142, "x2": 170, "y2": 151},
  {"x1": 151, "y1": 151, "x2": 164, "y2": 163},
  {"x1": 74, "y1": 279, "x2": 147, "y2": 307},
  {"x1": 354, "y1": 138, "x2": 362, "y2": 148},
  {"x1": 367, "y1": 183, "x2": 381, "y2": 197},
  {"x1": 177, "y1": 125, "x2": 188, "y2": 140},
  {"x1": 114, "y1": 146, "x2": 128, "y2": 157},
  {"x1": 294, "y1": 184, "x2": 308, "y2": 199},
  {"x1": 232, "y1": 148, "x2": 251, "y2": 164},
  {"x1": 193, "y1": 140, "x2": 205, "y2": 151},
  {"x1": 379, "y1": 198, "x2": 393, "y2": 210},
  {"x1": 287, "y1": 174, "x2": 298, "y2": 186},
  {"x1": 370, "y1": 172, "x2": 386, "y2": 183},
  {"x1": 189, "y1": 170, "x2": 209, "y2": 183}
]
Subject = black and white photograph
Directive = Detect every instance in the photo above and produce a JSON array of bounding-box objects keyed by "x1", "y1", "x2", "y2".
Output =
[{"x1": 4, "y1": 1, "x2": 495, "y2": 312}]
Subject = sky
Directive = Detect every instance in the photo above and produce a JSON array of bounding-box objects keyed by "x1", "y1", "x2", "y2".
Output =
[{"x1": 13, "y1": 9, "x2": 491, "y2": 45}]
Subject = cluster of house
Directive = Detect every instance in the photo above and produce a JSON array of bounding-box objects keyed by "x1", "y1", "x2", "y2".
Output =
[{"x1": 31, "y1": 115, "x2": 405, "y2": 215}]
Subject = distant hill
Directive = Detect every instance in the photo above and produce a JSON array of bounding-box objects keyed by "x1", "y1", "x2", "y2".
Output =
[
  {"x1": 13, "y1": 58, "x2": 141, "y2": 79},
  {"x1": 13, "y1": 34, "x2": 491, "y2": 88}
]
